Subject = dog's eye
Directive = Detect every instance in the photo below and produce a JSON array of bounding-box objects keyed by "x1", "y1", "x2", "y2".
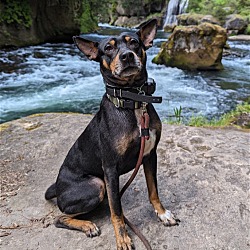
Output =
[
  {"x1": 129, "y1": 39, "x2": 139, "y2": 48},
  {"x1": 105, "y1": 44, "x2": 114, "y2": 52}
]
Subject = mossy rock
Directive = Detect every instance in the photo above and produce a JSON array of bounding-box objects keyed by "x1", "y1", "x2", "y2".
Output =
[
  {"x1": 153, "y1": 22, "x2": 227, "y2": 71},
  {"x1": 177, "y1": 13, "x2": 220, "y2": 26},
  {"x1": 177, "y1": 13, "x2": 204, "y2": 26},
  {"x1": 225, "y1": 14, "x2": 248, "y2": 34}
]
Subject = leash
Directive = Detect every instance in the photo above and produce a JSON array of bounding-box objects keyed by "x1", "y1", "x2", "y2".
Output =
[
  {"x1": 120, "y1": 106, "x2": 149, "y2": 196},
  {"x1": 106, "y1": 79, "x2": 162, "y2": 250},
  {"x1": 120, "y1": 104, "x2": 153, "y2": 250}
]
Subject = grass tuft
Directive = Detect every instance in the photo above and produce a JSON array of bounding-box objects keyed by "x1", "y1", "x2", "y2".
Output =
[{"x1": 164, "y1": 102, "x2": 250, "y2": 129}]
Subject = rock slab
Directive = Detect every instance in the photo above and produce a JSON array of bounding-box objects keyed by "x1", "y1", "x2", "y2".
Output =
[{"x1": 0, "y1": 113, "x2": 249, "y2": 250}]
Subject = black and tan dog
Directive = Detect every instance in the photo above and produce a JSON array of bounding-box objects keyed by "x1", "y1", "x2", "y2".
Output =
[{"x1": 45, "y1": 19, "x2": 178, "y2": 250}]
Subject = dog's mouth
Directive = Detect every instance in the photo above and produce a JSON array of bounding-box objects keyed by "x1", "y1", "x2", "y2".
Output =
[
  {"x1": 111, "y1": 54, "x2": 143, "y2": 81},
  {"x1": 119, "y1": 66, "x2": 141, "y2": 78}
]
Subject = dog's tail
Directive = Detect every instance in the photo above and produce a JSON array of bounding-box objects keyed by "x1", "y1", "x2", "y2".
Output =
[{"x1": 45, "y1": 183, "x2": 57, "y2": 200}]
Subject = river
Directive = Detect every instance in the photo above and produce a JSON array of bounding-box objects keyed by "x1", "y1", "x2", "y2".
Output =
[{"x1": 0, "y1": 24, "x2": 249, "y2": 124}]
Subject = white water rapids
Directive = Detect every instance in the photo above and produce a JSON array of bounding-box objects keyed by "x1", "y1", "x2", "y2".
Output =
[{"x1": 0, "y1": 25, "x2": 249, "y2": 123}]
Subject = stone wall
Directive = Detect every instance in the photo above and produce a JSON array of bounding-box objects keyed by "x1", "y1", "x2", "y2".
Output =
[{"x1": 114, "y1": 0, "x2": 165, "y2": 27}]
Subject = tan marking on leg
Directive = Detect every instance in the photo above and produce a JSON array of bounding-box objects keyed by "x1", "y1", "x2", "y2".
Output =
[
  {"x1": 55, "y1": 214, "x2": 100, "y2": 237},
  {"x1": 111, "y1": 214, "x2": 133, "y2": 250},
  {"x1": 105, "y1": 181, "x2": 133, "y2": 249},
  {"x1": 144, "y1": 167, "x2": 165, "y2": 215},
  {"x1": 144, "y1": 167, "x2": 179, "y2": 226}
]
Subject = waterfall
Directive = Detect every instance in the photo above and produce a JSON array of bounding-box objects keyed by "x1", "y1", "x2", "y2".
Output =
[{"x1": 163, "y1": 0, "x2": 189, "y2": 28}]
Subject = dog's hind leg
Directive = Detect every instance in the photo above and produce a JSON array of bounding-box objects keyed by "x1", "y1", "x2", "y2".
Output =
[
  {"x1": 54, "y1": 214, "x2": 101, "y2": 237},
  {"x1": 55, "y1": 175, "x2": 106, "y2": 237},
  {"x1": 45, "y1": 183, "x2": 57, "y2": 200}
]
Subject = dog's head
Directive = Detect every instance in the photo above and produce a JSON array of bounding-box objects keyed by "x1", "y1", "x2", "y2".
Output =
[{"x1": 73, "y1": 19, "x2": 157, "y2": 87}]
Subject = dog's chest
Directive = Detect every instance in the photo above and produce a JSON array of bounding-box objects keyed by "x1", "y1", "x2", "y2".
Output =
[
  {"x1": 135, "y1": 109, "x2": 156, "y2": 156},
  {"x1": 115, "y1": 108, "x2": 157, "y2": 157},
  {"x1": 143, "y1": 129, "x2": 156, "y2": 156}
]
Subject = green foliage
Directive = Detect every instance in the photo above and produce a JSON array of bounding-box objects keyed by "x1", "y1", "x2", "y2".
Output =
[
  {"x1": 188, "y1": 115, "x2": 209, "y2": 127},
  {"x1": 0, "y1": 0, "x2": 32, "y2": 28},
  {"x1": 187, "y1": 102, "x2": 250, "y2": 128},
  {"x1": 187, "y1": 0, "x2": 250, "y2": 21},
  {"x1": 235, "y1": 102, "x2": 250, "y2": 113},
  {"x1": 245, "y1": 24, "x2": 250, "y2": 34},
  {"x1": 164, "y1": 106, "x2": 183, "y2": 124},
  {"x1": 79, "y1": 0, "x2": 98, "y2": 33},
  {"x1": 164, "y1": 103, "x2": 250, "y2": 129},
  {"x1": 173, "y1": 106, "x2": 183, "y2": 123},
  {"x1": 79, "y1": 0, "x2": 117, "y2": 32}
]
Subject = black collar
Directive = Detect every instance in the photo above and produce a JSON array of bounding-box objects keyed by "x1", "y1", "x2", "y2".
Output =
[{"x1": 105, "y1": 78, "x2": 162, "y2": 109}]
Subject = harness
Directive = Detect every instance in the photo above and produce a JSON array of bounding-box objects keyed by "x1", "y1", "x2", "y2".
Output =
[
  {"x1": 106, "y1": 78, "x2": 162, "y2": 109},
  {"x1": 106, "y1": 78, "x2": 162, "y2": 250}
]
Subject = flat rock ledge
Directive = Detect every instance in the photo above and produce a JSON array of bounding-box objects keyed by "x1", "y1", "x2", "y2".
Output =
[{"x1": 0, "y1": 113, "x2": 249, "y2": 250}]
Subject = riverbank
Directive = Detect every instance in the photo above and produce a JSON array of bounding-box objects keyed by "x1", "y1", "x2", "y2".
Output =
[{"x1": 0, "y1": 113, "x2": 249, "y2": 249}]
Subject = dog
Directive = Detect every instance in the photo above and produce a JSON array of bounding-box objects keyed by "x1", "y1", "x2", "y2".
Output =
[{"x1": 45, "y1": 19, "x2": 178, "y2": 250}]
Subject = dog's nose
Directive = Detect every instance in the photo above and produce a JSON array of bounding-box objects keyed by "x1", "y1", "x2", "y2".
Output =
[{"x1": 120, "y1": 51, "x2": 134, "y2": 62}]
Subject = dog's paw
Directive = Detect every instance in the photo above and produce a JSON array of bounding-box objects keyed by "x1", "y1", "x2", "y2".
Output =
[
  {"x1": 156, "y1": 209, "x2": 180, "y2": 226},
  {"x1": 81, "y1": 221, "x2": 101, "y2": 238},
  {"x1": 116, "y1": 234, "x2": 134, "y2": 250}
]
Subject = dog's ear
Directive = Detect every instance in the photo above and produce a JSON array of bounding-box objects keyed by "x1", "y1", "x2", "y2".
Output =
[
  {"x1": 73, "y1": 36, "x2": 99, "y2": 61},
  {"x1": 137, "y1": 19, "x2": 158, "y2": 50}
]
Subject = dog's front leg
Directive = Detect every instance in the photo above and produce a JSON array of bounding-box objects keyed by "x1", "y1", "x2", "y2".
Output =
[
  {"x1": 143, "y1": 150, "x2": 179, "y2": 226},
  {"x1": 104, "y1": 166, "x2": 133, "y2": 250}
]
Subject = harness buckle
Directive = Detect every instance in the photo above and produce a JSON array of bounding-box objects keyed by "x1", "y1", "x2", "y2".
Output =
[
  {"x1": 113, "y1": 88, "x2": 122, "y2": 98},
  {"x1": 141, "y1": 102, "x2": 148, "y2": 114},
  {"x1": 114, "y1": 97, "x2": 120, "y2": 108}
]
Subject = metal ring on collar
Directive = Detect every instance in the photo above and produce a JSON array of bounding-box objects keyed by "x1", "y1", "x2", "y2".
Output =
[{"x1": 114, "y1": 97, "x2": 121, "y2": 108}]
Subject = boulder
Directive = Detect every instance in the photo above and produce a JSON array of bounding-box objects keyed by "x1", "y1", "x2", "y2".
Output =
[
  {"x1": 114, "y1": 16, "x2": 146, "y2": 27},
  {"x1": 116, "y1": 0, "x2": 163, "y2": 16},
  {"x1": 114, "y1": 15, "x2": 162, "y2": 28},
  {"x1": 153, "y1": 22, "x2": 227, "y2": 71},
  {"x1": 200, "y1": 15, "x2": 221, "y2": 25},
  {"x1": 177, "y1": 13, "x2": 203, "y2": 26},
  {"x1": 116, "y1": 0, "x2": 147, "y2": 16},
  {"x1": 113, "y1": 0, "x2": 164, "y2": 27},
  {"x1": 177, "y1": 13, "x2": 220, "y2": 27},
  {"x1": 224, "y1": 14, "x2": 248, "y2": 34}
]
